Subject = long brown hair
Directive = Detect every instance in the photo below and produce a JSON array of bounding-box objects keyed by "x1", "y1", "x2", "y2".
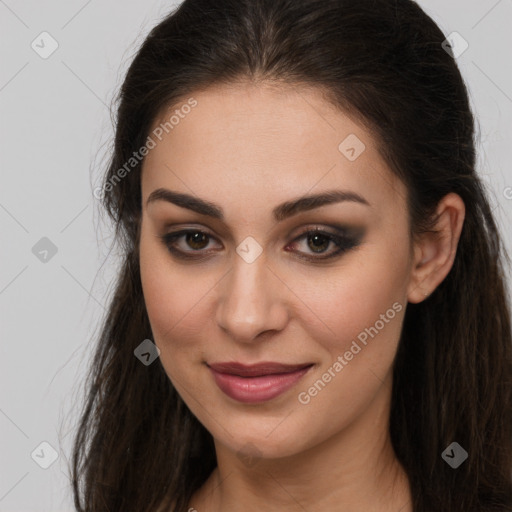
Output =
[{"x1": 70, "y1": 1, "x2": 512, "y2": 510}]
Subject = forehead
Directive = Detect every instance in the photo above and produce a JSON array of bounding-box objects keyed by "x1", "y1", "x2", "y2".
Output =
[{"x1": 141, "y1": 82, "x2": 408, "y2": 223}]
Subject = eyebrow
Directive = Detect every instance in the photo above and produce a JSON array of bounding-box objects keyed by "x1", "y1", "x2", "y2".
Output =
[{"x1": 146, "y1": 187, "x2": 371, "y2": 222}]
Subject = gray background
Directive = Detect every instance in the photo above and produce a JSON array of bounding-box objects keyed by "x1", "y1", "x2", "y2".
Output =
[{"x1": 1, "y1": 1, "x2": 511, "y2": 510}]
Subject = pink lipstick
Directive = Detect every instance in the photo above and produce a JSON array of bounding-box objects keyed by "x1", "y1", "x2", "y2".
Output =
[{"x1": 207, "y1": 362, "x2": 313, "y2": 403}]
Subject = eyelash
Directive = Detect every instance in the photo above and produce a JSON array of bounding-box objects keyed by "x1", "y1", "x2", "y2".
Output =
[{"x1": 158, "y1": 226, "x2": 361, "y2": 263}]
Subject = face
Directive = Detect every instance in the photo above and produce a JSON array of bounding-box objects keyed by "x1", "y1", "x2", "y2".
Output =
[{"x1": 139, "y1": 82, "x2": 417, "y2": 460}]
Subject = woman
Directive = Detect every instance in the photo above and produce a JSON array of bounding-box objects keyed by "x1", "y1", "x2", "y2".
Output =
[{"x1": 71, "y1": 0, "x2": 512, "y2": 511}]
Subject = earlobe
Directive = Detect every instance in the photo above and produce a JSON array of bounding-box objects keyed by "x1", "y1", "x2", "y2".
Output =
[{"x1": 407, "y1": 193, "x2": 466, "y2": 304}]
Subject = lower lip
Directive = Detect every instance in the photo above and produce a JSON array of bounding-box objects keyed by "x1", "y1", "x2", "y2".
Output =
[{"x1": 209, "y1": 366, "x2": 313, "y2": 403}]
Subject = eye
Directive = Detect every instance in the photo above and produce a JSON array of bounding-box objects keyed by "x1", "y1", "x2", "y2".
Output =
[
  {"x1": 159, "y1": 226, "x2": 362, "y2": 262},
  {"x1": 285, "y1": 226, "x2": 361, "y2": 261},
  {"x1": 159, "y1": 229, "x2": 220, "y2": 260}
]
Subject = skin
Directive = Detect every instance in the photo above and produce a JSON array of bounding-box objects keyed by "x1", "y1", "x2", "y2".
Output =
[{"x1": 139, "y1": 81, "x2": 465, "y2": 512}]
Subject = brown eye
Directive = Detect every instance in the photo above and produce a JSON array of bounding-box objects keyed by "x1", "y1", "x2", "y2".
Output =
[
  {"x1": 306, "y1": 232, "x2": 331, "y2": 253},
  {"x1": 286, "y1": 227, "x2": 361, "y2": 261},
  {"x1": 160, "y1": 226, "x2": 363, "y2": 263},
  {"x1": 160, "y1": 229, "x2": 221, "y2": 260},
  {"x1": 184, "y1": 231, "x2": 210, "y2": 250}
]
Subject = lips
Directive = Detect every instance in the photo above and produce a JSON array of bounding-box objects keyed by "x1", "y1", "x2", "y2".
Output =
[
  {"x1": 207, "y1": 361, "x2": 314, "y2": 403},
  {"x1": 208, "y1": 361, "x2": 312, "y2": 376}
]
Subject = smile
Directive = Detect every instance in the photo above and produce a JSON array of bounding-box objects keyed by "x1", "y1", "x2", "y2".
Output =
[{"x1": 207, "y1": 362, "x2": 314, "y2": 403}]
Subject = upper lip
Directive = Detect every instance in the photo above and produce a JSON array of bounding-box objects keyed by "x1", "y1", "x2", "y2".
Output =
[{"x1": 207, "y1": 361, "x2": 313, "y2": 377}]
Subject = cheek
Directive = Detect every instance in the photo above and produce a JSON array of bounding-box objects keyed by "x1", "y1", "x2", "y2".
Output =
[
  {"x1": 139, "y1": 229, "x2": 215, "y2": 368},
  {"x1": 292, "y1": 240, "x2": 409, "y2": 419},
  {"x1": 302, "y1": 239, "x2": 409, "y2": 356},
  {"x1": 140, "y1": 263, "x2": 216, "y2": 402}
]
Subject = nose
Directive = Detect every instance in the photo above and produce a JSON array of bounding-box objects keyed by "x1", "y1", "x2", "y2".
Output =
[{"x1": 215, "y1": 251, "x2": 289, "y2": 343}]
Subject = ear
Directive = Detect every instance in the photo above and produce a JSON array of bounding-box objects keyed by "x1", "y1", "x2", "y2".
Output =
[{"x1": 407, "y1": 192, "x2": 466, "y2": 304}]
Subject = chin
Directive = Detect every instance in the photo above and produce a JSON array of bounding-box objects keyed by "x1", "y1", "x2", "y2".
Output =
[{"x1": 206, "y1": 411, "x2": 322, "y2": 461}]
